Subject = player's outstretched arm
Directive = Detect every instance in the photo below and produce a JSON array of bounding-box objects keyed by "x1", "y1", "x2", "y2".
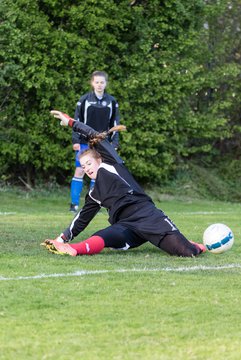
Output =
[
  {"x1": 50, "y1": 110, "x2": 125, "y2": 164},
  {"x1": 50, "y1": 110, "x2": 99, "y2": 140},
  {"x1": 50, "y1": 110, "x2": 74, "y2": 126}
]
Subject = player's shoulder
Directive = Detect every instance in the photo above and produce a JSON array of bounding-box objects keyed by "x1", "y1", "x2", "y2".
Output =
[
  {"x1": 99, "y1": 163, "x2": 117, "y2": 172},
  {"x1": 104, "y1": 92, "x2": 117, "y2": 102},
  {"x1": 77, "y1": 92, "x2": 90, "y2": 104},
  {"x1": 104, "y1": 93, "x2": 119, "y2": 107}
]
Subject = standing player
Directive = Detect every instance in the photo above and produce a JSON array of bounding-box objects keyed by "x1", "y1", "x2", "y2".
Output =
[
  {"x1": 42, "y1": 110, "x2": 206, "y2": 258},
  {"x1": 70, "y1": 70, "x2": 120, "y2": 212}
]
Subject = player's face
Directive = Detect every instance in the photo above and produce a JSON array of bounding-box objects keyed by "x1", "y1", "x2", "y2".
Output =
[
  {"x1": 80, "y1": 154, "x2": 102, "y2": 180},
  {"x1": 91, "y1": 76, "x2": 107, "y2": 96}
]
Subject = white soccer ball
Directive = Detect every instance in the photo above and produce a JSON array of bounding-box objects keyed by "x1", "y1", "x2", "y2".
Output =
[{"x1": 203, "y1": 223, "x2": 234, "y2": 254}]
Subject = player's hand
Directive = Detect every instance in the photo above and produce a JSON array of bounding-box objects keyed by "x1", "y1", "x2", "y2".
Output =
[
  {"x1": 40, "y1": 239, "x2": 54, "y2": 247},
  {"x1": 40, "y1": 235, "x2": 65, "y2": 247},
  {"x1": 73, "y1": 143, "x2": 80, "y2": 151},
  {"x1": 50, "y1": 110, "x2": 70, "y2": 126}
]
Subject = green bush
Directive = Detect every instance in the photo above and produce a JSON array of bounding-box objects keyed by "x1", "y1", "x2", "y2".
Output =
[{"x1": 0, "y1": 0, "x2": 240, "y2": 187}]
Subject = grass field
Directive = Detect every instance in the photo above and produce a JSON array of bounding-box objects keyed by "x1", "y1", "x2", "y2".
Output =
[{"x1": 1, "y1": 188, "x2": 241, "y2": 360}]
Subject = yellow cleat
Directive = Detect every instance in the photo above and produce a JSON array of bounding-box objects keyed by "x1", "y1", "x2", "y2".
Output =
[
  {"x1": 40, "y1": 239, "x2": 55, "y2": 249},
  {"x1": 46, "y1": 240, "x2": 77, "y2": 256}
]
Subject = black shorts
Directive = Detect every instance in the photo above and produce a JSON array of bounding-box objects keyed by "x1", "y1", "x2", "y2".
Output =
[
  {"x1": 94, "y1": 223, "x2": 200, "y2": 257},
  {"x1": 94, "y1": 224, "x2": 147, "y2": 250}
]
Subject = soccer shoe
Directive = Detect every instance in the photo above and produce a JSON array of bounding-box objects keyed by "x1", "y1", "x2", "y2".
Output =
[
  {"x1": 40, "y1": 239, "x2": 55, "y2": 248},
  {"x1": 69, "y1": 203, "x2": 79, "y2": 213},
  {"x1": 47, "y1": 240, "x2": 77, "y2": 256},
  {"x1": 190, "y1": 241, "x2": 207, "y2": 253}
]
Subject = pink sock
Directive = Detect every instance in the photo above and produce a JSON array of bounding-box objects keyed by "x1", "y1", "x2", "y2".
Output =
[{"x1": 70, "y1": 236, "x2": 105, "y2": 255}]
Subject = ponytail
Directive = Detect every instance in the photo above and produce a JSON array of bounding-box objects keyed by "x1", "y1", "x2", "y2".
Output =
[{"x1": 88, "y1": 125, "x2": 126, "y2": 147}]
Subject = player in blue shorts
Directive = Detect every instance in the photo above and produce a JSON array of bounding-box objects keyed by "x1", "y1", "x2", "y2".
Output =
[
  {"x1": 71, "y1": 143, "x2": 89, "y2": 210},
  {"x1": 70, "y1": 70, "x2": 120, "y2": 212}
]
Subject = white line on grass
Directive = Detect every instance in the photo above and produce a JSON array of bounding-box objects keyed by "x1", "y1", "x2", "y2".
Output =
[
  {"x1": 0, "y1": 212, "x2": 17, "y2": 215},
  {"x1": 1, "y1": 264, "x2": 241, "y2": 281}
]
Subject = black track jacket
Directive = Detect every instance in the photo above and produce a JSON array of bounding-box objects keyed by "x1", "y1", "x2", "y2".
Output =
[
  {"x1": 72, "y1": 91, "x2": 120, "y2": 148},
  {"x1": 63, "y1": 121, "x2": 165, "y2": 241}
]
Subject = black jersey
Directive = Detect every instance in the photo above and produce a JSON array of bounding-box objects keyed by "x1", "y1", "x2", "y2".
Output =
[
  {"x1": 63, "y1": 121, "x2": 167, "y2": 241},
  {"x1": 72, "y1": 91, "x2": 120, "y2": 148}
]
